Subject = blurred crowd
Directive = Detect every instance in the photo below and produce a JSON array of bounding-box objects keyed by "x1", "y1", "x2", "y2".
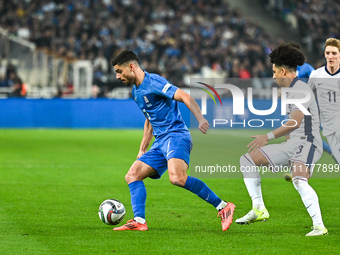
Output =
[
  {"x1": 0, "y1": 59, "x2": 27, "y2": 97},
  {"x1": 263, "y1": 0, "x2": 340, "y2": 60},
  {"x1": 0, "y1": 0, "x2": 275, "y2": 96}
]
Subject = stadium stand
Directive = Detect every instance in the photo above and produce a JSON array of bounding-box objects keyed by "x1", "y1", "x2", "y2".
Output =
[
  {"x1": 0, "y1": 0, "x2": 275, "y2": 98},
  {"x1": 0, "y1": 0, "x2": 337, "y2": 98},
  {"x1": 262, "y1": 0, "x2": 340, "y2": 65}
]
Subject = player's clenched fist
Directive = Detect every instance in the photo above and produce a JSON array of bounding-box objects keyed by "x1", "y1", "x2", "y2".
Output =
[{"x1": 198, "y1": 118, "x2": 210, "y2": 134}]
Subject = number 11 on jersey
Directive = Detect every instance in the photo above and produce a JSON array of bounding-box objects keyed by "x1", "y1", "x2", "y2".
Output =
[{"x1": 327, "y1": 91, "x2": 336, "y2": 102}]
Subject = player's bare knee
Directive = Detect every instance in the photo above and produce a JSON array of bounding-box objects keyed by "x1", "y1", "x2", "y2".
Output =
[
  {"x1": 125, "y1": 167, "x2": 139, "y2": 183},
  {"x1": 169, "y1": 174, "x2": 186, "y2": 187},
  {"x1": 125, "y1": 172, "x2": 133, "y2": 184}
]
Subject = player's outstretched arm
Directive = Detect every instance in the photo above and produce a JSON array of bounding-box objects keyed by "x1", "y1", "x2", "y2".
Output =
[
  {"x1": 173, "y1": 88, "x2": 209, "y2": 134},
  {"x1": 137, "y1": 118, "x2": 153, "y2": 159},
  {"x1": 248, "y1": 110, "x2": 304, "y2": 152}
]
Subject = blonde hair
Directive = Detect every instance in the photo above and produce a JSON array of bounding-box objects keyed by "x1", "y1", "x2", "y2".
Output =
[{"x1": 325, "y1": 38, "x2": 340, "y2": 51}]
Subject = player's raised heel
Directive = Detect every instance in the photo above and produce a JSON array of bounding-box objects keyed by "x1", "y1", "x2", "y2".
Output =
[
  {"x1": 218, "y1": 202, "x2": 236, "y2": 231},
  {"x1": 305, "y1": 226, "x2": 328, "y2": 236},
  {"x1": 113, "y1": 219, "x2": 148, "y2": 231},
  {"x1": 235, "y1": 207, "x2": 269, "y2": 225}
]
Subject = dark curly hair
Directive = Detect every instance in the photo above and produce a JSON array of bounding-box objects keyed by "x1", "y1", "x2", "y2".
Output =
[
  {"x1": 269, "y1": 43, "x2": 305, "y2": 71},
  {"x1": 112, "y1": 50, "x2": 139, "y2": 66}
]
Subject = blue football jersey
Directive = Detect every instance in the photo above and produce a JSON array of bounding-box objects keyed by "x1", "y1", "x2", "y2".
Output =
[{"x1": 132, "y1": 71, "x2": 189, "y2": 137}]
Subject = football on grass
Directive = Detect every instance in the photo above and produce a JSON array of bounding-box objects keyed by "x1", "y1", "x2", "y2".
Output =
[{"x1": 98, "y1": 199, "x2": 126, "y2": 225}]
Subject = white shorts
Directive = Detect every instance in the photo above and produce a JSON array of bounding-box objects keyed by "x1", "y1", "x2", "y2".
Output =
[
  {"x1": 260, "y1": 137, "x2": 322, "y2": 176},
  {"x1": 326, "y1": 130, "x2": 340, "y2": 164}
]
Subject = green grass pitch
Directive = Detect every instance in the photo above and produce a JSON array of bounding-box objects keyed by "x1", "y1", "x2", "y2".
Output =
[{"x1": 0, "y1": 129, "x2": 339, "y2": 254}]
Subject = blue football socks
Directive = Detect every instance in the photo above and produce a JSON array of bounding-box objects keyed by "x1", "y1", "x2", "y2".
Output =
[
  {"x1": 128, "y1": 181, "x2": 147, "y2": 219},
  {"x1": 184, "y1": 176, "x2": 222, "y2": 207}
]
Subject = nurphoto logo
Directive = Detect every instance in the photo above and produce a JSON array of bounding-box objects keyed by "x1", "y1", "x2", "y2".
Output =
[{"x1": 199, "y1": 83, "x2": 311, "y2": 116}]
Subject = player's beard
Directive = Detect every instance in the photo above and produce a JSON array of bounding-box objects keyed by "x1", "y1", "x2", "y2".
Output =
[{"x1": 124, "y1": 75, "x2": 135, "y2": 86}]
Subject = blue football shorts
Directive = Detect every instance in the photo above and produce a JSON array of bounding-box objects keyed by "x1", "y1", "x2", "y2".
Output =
[{"x1": 137, "y1": 131, "x2": 193, "y2": 179}]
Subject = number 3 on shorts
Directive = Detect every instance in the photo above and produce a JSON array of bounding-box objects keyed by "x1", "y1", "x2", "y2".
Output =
[{"x1": 296, "y1": 145, "x2": 304, "y2": 154}]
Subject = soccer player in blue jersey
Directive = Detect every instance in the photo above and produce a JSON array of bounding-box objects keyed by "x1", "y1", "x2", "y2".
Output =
[
  {"x1": 297, "y1": 62, "x2": 314, "y2": 79},
  {"x1": 111, "y1": 50, "x2": 235, "y2": 231}
]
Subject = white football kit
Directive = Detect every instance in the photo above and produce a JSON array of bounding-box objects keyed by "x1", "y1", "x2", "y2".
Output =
[
  {"x1": 260, "y1": 78, "x2": 323, "y2": 174},
  {"x1": 309, "y1": 66, "x2": 340, "y2": 163}
]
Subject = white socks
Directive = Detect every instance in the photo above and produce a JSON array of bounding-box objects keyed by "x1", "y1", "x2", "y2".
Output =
[
  {"x1": 240, "y1": 152, "x2": 325, "y2": 228},
  {"x1": 134, "y1": 217, "x2": 146, "y2": 224},
  {"x1": 240, "y1": 154, "x2": 265, "y2": 211},
  {"x1": 216, "y1": 200, "x2": 228, "y2": 211},
  {"x1": 292, "y1": 176, "x2": 325, "y2": 228}
]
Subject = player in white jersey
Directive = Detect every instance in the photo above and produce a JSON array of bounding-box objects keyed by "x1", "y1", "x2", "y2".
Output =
[
  {"x1": 309, "y1": 38, "x2": 340, "y2": 164},
  {"x1": 236, "y1": 44, "x2": 328, "y2": 236}
]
